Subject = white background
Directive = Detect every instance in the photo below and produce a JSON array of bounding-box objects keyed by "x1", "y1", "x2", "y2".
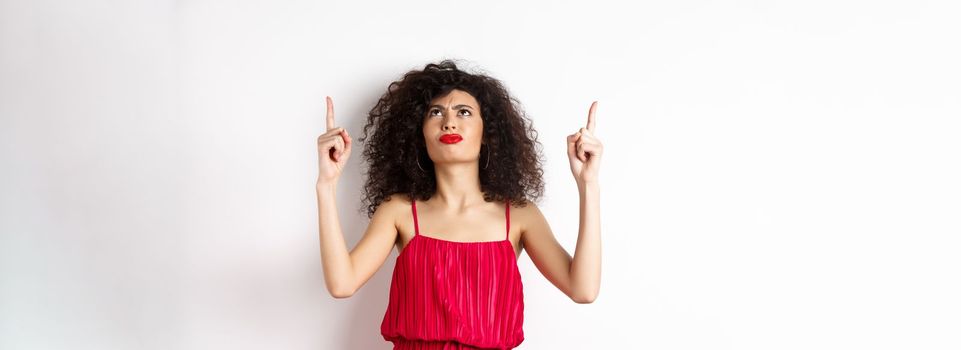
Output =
[{"x1": 2, "y1": 0, "x2": 959, "y2": 349}]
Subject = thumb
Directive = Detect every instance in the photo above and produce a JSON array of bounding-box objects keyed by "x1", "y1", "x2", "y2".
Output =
[
  {"x1": 342, "y1": 130, "x2": 352, "y2": 159},
  {"x1": 567, "y1": 133, "x2": 580, "y2": 160}
]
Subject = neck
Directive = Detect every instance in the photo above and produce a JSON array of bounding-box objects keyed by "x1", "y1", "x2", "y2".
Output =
[{"x1": 431, "y1": 161, "x2": 484, "y2": 210}]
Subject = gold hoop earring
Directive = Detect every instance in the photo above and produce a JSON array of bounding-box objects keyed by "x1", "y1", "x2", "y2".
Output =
[
  {"x1": 415, "y1": 147, "x2": 426, "y2": 173},
  {"x1": 482, "y1": 144, "x2": 490, "y2": 170}
]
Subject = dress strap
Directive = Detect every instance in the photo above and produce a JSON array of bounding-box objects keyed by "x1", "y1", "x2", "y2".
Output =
[
  {"x1": 505, "y1": 199, "x2": 510, "y2": 240},
  {"x1": 411, "y1": 200, "x2": 420, "y2": 236}
]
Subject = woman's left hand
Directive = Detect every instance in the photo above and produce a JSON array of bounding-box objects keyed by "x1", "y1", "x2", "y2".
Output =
[{"x1": 567, "y1": 101, "x2": 603, "y2": 187}]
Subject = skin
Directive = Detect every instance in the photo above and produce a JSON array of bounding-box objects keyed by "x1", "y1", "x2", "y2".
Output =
[{"x1": 316, "y1": 90, "x2": 603, "y2": 304}]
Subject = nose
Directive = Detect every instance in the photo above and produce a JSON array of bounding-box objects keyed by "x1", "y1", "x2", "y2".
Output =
[{"x1": 442, "y1": 116, "x2": 457, "y2": 131}]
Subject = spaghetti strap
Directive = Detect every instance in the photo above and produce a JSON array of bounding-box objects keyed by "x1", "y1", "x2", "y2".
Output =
[
  {"x1": 411, "y1": 200, "x2": 420, "y2": 236},
  {"x1": 505, "y1": 199, "x2": 510, "y2": 240}
]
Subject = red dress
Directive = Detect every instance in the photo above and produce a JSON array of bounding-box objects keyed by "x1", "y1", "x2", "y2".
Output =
[{"x1": 381, "y1": 199, "x2": 525, "y2": 349}]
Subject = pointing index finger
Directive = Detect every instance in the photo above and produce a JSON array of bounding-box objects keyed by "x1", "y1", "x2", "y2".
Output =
[
  {"x1": 586, "y1": 101, "x2": 597, "y2": 132},
  {"x1": 326, "y1": 96, "x2": 335, "y2": 130}
]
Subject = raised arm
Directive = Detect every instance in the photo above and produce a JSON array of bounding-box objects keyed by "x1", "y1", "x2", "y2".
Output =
[
  {"x1": 519, "y1": 195, "x2": 601, "y2": 304},
  {"x1": 520, "y1": 101, "x2": 603, "y2": 304},
  {"x1": 564, "y1": 101, "x2": 603, "y2": 303},
  {"x1": 316, "y1": 186, "x2": 400, "y2": 299},
  {"x1": 316, "y1": 96, "x2": 398, "y2": 299}
]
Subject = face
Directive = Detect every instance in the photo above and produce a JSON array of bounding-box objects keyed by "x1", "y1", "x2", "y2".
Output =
[{"x1": 422, "y1": 89, "x2": 484, "y2": 166}]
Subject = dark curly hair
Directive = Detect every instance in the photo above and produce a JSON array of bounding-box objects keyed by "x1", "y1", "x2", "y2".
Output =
[{"x1": 357, "y1": 59, "x2": 545, "y2": 218}]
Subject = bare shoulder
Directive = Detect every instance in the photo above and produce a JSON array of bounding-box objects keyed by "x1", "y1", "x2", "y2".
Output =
[
  {"x1": 381, "y1": 193, "x2": 411, "y2": 208},
  {"x1": 510, "y1": 200, "x2": 550, "y2": 244},
  {"x1": 378, "y1": 193, "x2": 411, "y2": 225},
  {"x1": 359, "y1": 193, "x2": 409, "y2": 247},
  {"x1": 382, "y1": 193, "x2": 419, "y2": 241},
  {"x1": 510, "y1": 200, "x2": 545, "y2": 227}
]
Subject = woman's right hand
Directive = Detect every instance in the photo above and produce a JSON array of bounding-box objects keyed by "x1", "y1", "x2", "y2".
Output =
[{"x1": 317, "y1": 96, "x2": 352, "y2": 186}]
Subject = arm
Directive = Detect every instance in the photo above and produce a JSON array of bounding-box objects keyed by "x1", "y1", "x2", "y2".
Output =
[
  {"x1": 570, "y1": 181, "x2": 601, "y2": 303},
  {"x1": 520, "y1": 189, "x2": 601, "y2": 304},
  {"x1": 530, "y1": 99, "x2": 603, "y2": 303},
  {"x1": 317, "y1": 183, "x2": 354, "y2": 298},
  {"x1": 317, "y1": 186, "x2": 400, "y2": 298},
  {"x1": 315, "y1": 96, "x2": 398, "y2": 299}
]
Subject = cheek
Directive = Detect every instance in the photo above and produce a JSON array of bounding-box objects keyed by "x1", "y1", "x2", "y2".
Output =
[
  {"x1": 472, "y1": 119, "x2": 484, "y2": 136},
  {"x1": 422, "y1": 121, "x2": 435, "y2": 136}
]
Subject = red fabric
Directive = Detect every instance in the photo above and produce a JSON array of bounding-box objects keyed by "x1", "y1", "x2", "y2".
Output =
[{"x1": 381, "y1": 199, "x2": 524, "y2": 350}]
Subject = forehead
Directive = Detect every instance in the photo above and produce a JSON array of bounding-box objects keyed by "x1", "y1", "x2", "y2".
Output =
[{"x1": 429, "y1": 89, "x2": 479, "y2": 107}]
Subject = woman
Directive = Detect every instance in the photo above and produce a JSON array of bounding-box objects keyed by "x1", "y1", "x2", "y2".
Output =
[{"x1": 316, "y1": 60, "x2": 602, "y2": 349}]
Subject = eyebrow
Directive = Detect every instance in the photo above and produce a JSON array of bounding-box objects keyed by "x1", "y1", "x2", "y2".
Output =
[{"x1": 429, "y1": 104, "x2": 475, "y2": 110}]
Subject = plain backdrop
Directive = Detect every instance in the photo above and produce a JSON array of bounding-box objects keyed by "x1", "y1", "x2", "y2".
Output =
[{"x1": 2, "y1": 0, "x2": 959, "y2": 349}]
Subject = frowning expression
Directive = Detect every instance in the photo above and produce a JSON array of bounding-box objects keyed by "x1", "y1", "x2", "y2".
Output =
[{"x1": 422, "y1": 89, "x2": 484, "y2": 166}]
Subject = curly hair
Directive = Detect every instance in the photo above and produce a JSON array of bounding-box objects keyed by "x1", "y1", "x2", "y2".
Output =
[{"x1": 357, "y1": 59, "x2": 545, "y2": 218}]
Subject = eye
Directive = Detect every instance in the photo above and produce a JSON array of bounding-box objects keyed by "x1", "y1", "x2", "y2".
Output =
[
  {"x1": 459, "y1": 109, "x2": 472, "y2": 116},
  {"x1": 428, "y1": 108, "x2": 442, "y2": 117}
]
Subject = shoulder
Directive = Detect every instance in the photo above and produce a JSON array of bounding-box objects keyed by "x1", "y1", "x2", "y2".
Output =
[
  {"x1": 385, "y1": 193, "x2": 412, "y2": 206},
  {"x1": 377, "y1": 193, "x2": 411, "y2": 214},
  {"x1": 370, "y1": 193, "x2": 412, "y2": 224},
  {"x1": 509, "y1": 199, "x2": 543, "y2": 215},
  {"x1": 508, "y1": 199, "x2": 547, "y2": 234},
  {"x1": 366, "y1": 194, "x2": 415, "y2": 244}
]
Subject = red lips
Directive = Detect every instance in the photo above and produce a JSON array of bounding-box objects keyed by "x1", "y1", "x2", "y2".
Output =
[{"x1": 439, "y1": 134, "x2": 463, "y2": 144}]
